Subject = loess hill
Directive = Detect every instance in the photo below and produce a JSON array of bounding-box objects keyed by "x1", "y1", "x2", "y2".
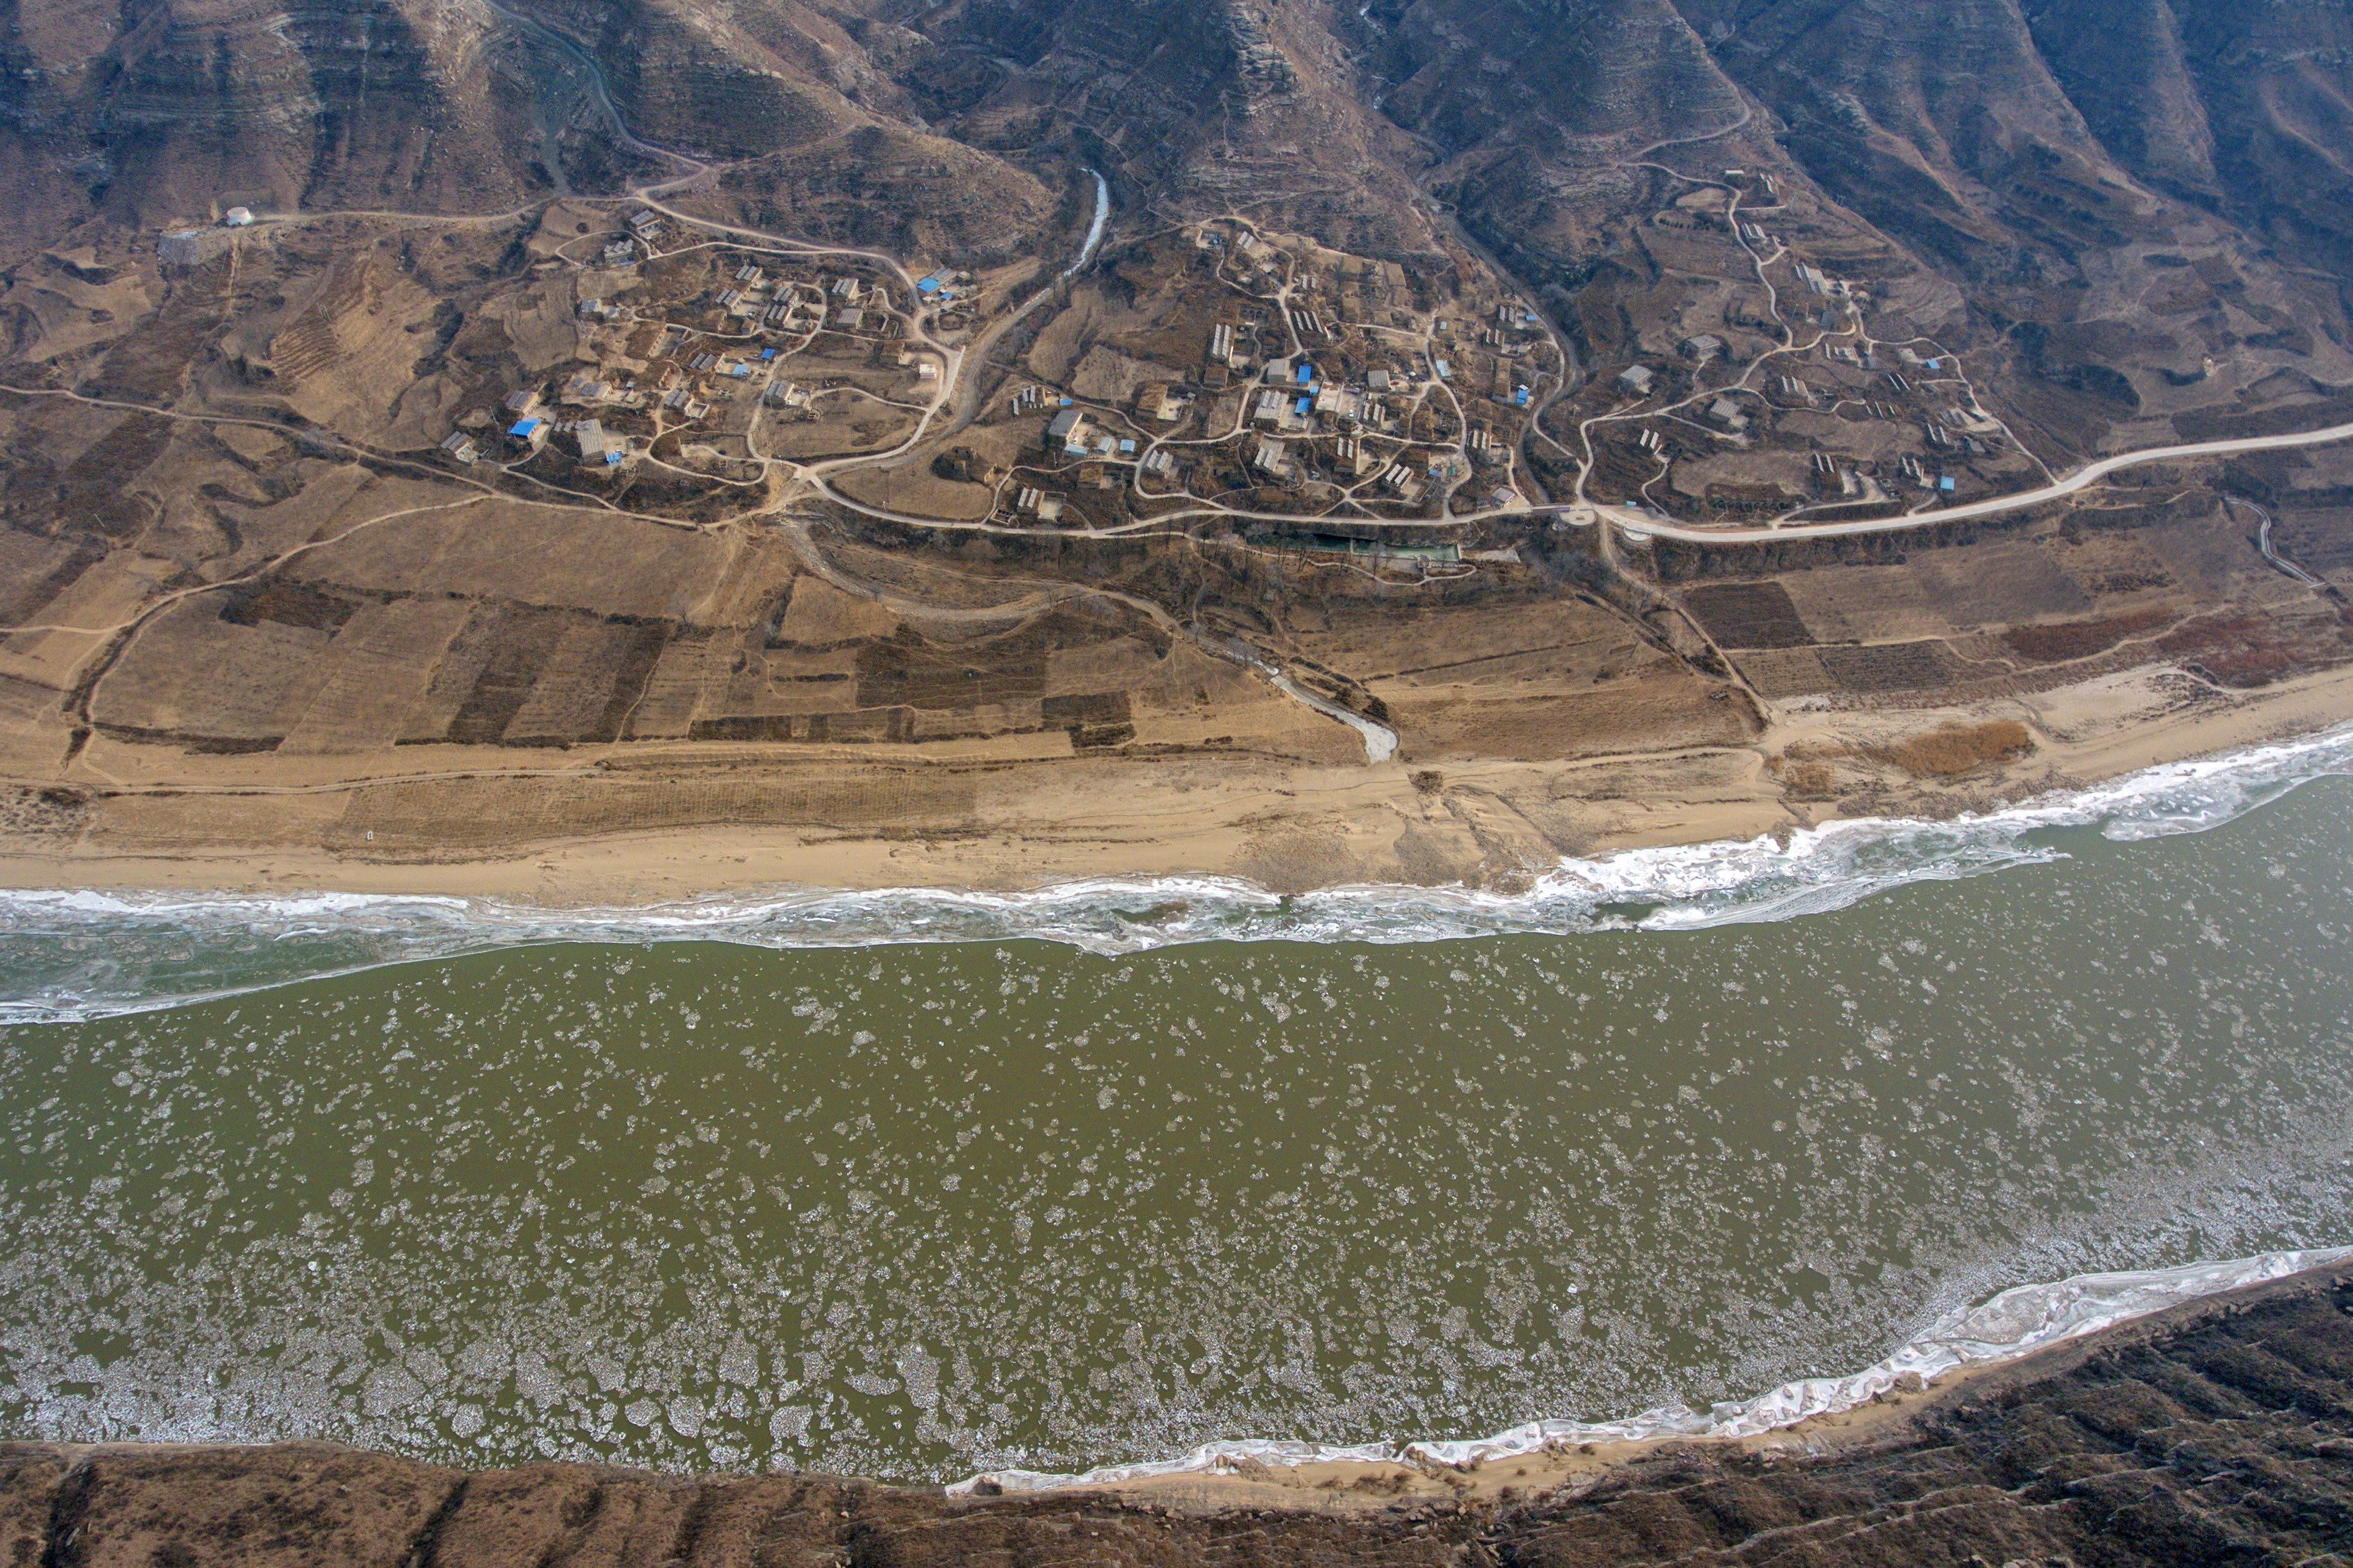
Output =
[{"x1": 0, "y1": 0, "x2": 2349, "y2": 886}]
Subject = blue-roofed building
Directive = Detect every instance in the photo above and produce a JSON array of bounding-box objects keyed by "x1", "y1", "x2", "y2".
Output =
[
  {"x1": 1119, "y1": 439, "x2": 1137, "y2": 455},
  {"x1": 1295, "y1": 395, "x2": 1313, "y2": 417},
  {"x1": 761, "y1": 348, "x2": 776, "y2": 360},
  {"x1": 1296, "y1": 363, "x2": 1315, "y2": 384},
  {"x1": 508, "y1": 417, "x2": 540, "y2": 437},
  {"x1": 1515, "y1": 386, "x2": 1530, "y2": 406},
  {"x1": 1940, "y1": 477, "x2": 1957, "y2": 492}
]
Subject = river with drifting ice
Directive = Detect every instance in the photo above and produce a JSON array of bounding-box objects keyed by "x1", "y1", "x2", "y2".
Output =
[{"x1": 2, "y1": 730, "x2": 2352, "y2": 1484}]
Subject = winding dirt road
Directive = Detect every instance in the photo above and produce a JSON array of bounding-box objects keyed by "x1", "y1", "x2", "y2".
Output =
[{"x1": 1598, "y1": 419, "x2": 2353, "y2": 544}]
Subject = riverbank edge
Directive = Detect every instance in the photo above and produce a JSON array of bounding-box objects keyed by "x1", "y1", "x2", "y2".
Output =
[
  {"x1": 1006, "y1": 1249, "x2": 2353, "y2": 1515},
  {"x1": 5, "y1": 1252, "x2": 2349, "y2": 1555},
  {"x1": 974, "y1": 1241, "x2": 2353, "y2": 1514},
  {"x1": 0, "y1": 660, "x2": 2344, "y2": 906}
]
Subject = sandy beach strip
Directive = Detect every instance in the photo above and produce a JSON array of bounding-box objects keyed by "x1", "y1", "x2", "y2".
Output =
[{"x1": 0, "y1": 660, "x2": 2341, "y2": 905}]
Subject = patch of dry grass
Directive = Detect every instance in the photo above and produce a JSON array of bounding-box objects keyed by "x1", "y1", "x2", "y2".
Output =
[
  {"x1": 2001, "y1": 608, "x2": 2171, "y2": 663},
  {"x1": 1777, "y1": 759, "x2": 1838, "y2": 797},
  {"x1": 1869, "y1": 720, "x2": 2035, "y2": 778},
  {"x1": 2156, "y1": 612, "x2": 2300, "y2": 688}
]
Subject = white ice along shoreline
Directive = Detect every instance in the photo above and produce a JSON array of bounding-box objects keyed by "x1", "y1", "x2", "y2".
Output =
[
  {"x1": 945, "y1": 1245, "x2": 2353, "y2": 1494},
  {"x1": 0, "y1": 718, "x2": 2350, "y2": 1021}
]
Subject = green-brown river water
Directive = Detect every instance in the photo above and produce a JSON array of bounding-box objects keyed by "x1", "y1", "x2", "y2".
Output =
[{"x1": 2, "y1": 767, "x2": 2352, "y2": 1483}]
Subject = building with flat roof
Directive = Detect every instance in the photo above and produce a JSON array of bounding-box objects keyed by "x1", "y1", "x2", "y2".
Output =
[
  {"x1": 571, "y1": 421, "x2": 615, "y2": 462},
  {"x1": 157, "y1": 229, "x2": 235, "y2": 270},
  {"x1": 1046, "y1": 407, "x2": 1093, "y2": 456},
  {"x1": 1252, "y1": 438, "x2": 1297, "y2": 482}
]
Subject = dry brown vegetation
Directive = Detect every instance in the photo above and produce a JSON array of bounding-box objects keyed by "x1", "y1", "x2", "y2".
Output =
[
  {"x1": 1868, "y1": 720, "x2": 2035, "y2": 777},
  {"x1": 2154, "y1": 613, "x2": 2306, "y2": 688},
  {"x1": 2002, "y1": 607, "x2": 2172, "y2": 662},
  {"x1": 1682, "y1": 581, "x2": 1813, "y2": 649},
  {"x1": 1767, "y1": 756, "x2": 1840, "y2": 798}
]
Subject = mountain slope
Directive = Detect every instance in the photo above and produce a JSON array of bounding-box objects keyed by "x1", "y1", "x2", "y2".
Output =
[
  {"x1": 2026, "y1": 0, "x2": 2353, "y2": 280},
  {"x1": 0, "y1": 0, "x2": 553, "y2": 234}
]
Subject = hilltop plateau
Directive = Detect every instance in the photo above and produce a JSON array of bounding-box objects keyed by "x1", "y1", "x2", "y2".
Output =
[{"x1": 0, "y1": 0, "x2": 2349, "y2": 891}]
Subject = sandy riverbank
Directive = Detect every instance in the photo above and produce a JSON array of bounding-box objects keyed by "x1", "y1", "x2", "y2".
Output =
[
  {"x1": 1035, "y1": 1245, "x2": 2353, "y2": 1518},
  {"x1": 1043, "y1": 1366, "x2": 1987, "y2": 1518},
  {"x1": 0, "y1": 660, "x2": 2344, "y2": 905}
]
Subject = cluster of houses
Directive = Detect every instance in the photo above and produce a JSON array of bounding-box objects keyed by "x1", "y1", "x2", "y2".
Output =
[
  {"x1": 478, "y1": 386, "x2": 631, "y2": 468},
  {"x1": 989, "y1": 221, "x2": 1550, "y2": 526},
  {"x1": 1618, "y1": 334, "x2": 1733, "y2": 399},
  {"x1": 1018, "y1": 337, "x2": 1512, "y2": 520},
  {"x1": 1044, "y1": 406, "x2": 1142, "y2": 463},
  {"x1": 437, "y1": 237, "x2": 948, "y2": 476},
  {"x1": 703, "y1": 264, "x2": 899, "y2": 335},
  {"x1": 599, "y1": 209, "x2": 670, "y2": 268},
  {"x1": 914, "y1": 268, "x2": 974, "y2": 306}
]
